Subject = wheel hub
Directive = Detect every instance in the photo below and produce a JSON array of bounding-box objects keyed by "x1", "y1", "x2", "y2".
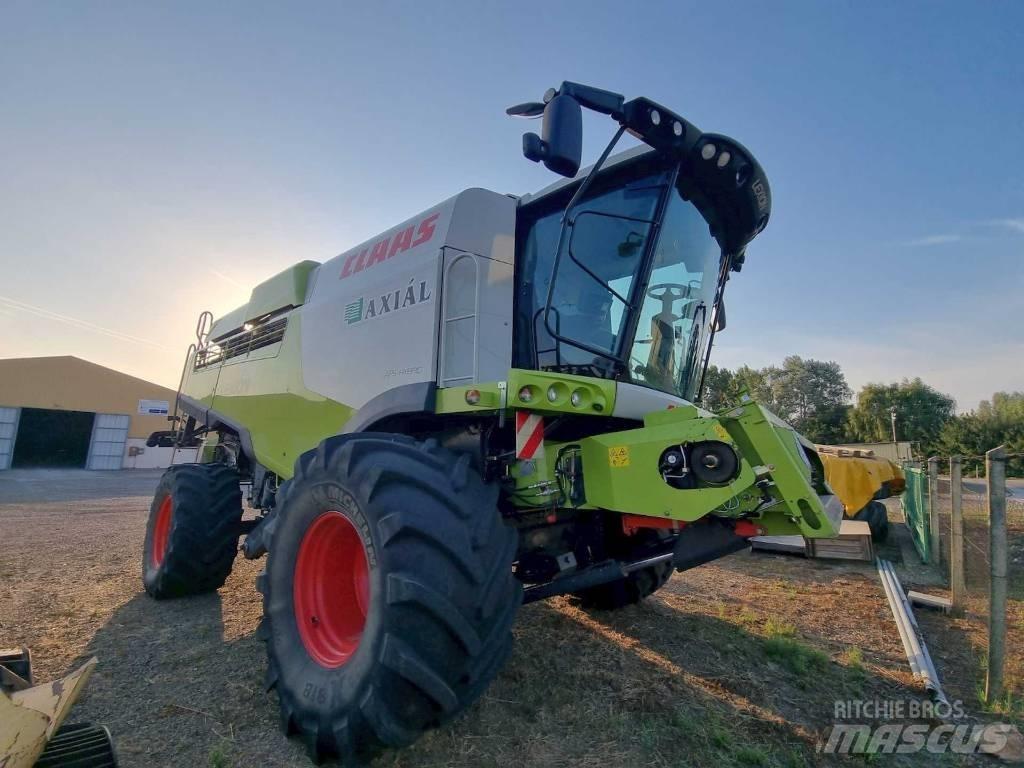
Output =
[
  {"x1": 151, "y1": 495, "x2": 173, "y2": 568},
  {"x1": 293, "y1": 511, "x2": 370, "y2": 668}
]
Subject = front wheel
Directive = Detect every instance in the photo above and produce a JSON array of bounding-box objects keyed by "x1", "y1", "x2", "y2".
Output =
[{"x1": 258, "y1": 434, "x2": 521, "y2": 764}]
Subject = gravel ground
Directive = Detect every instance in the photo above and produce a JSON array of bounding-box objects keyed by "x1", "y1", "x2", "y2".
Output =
[{"x1": 1, "y1": 469, "x2": 1018, "y2": 767}]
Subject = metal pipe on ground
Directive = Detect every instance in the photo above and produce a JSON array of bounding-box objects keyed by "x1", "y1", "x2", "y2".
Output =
[
  {"x1": 885, "y1": 560, "x2": 947, "y2": 705},
  {"x1": 876, "y1": 559, "x2": 923, "y2": 680},
  {"x1": 876, "y1": 558, "x2": 949, "y2": 706}
]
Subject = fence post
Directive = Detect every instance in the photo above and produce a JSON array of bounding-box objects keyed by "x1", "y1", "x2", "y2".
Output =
[
  {"x1": 927, "y1": 457, "x2": 941, "y2": 567},
  {"x1": 949, "y1": 455, "x2": 965, "y2": 615},
  {"x1": 985, "y1": 445, "x2": 1007, "y2": 705}
]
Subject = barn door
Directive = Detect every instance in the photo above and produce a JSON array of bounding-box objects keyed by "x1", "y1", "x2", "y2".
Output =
[
  {"x1": 86, "y1": 413, "x2": 130, "y2": 470},
  {"x1": 0, "y1": 407, "x2": 19, "y2": 470}
]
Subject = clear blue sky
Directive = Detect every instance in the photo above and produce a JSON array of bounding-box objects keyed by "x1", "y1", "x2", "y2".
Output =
[{"x1": 1, "y1": 1, "x2": 1021, "y2": 410}]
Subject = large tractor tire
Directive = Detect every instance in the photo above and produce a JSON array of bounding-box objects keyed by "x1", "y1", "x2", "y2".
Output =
[
  {"x1": 573, "y1": 529, "x2": 673, "y2": 610},
  {"x1": 854, "y1": 500, "x2": 890, "y2": 542},
  {"x1": 258, "y1": 434, "x2": 521, "y2": 764},
  {"x1": 142, "y1": 464, "x2": 243, "y2": 599}
]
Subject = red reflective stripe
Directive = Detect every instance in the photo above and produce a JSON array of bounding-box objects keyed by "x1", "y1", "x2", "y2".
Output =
[
  {"x1": 520, "y1": 422, "x2": 544, "y2": 459},
  {"x1": 515, "y1": 411, "x2": 544, "y2": 459}
]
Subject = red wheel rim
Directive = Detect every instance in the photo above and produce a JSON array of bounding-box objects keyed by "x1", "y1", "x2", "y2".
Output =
[
  {"x1": 151, "y1": 495, "x2": 173, "y2": 568},
  {"x1": 293, "y1": 511, "x2": 370, "y2": 668}
]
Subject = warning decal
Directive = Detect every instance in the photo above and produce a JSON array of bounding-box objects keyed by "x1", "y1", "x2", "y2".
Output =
[{"x1": 608, "y1": 446, "x2": 630, "y2": 468}]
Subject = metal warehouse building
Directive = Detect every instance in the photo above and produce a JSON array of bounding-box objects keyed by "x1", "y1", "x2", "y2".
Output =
[{"x1": 0, "y1": 356, "x2": 196, "y2": 471}]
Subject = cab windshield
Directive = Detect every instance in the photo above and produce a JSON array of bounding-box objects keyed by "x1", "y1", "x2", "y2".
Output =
[{"x1": 518, "y1": 168, "x2": 722, "y2": 401}]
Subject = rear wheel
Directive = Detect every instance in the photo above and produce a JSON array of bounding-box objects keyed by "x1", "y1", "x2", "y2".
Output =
[
  {"x1": 573, "y1": 529, "x2": 674, "y2": 610},
  {"x1": 142, "y1": 464, "x2": 243, "y2": 599},
  {"x1": 258, "y1": 434, "x2": 521, "y2": 764},
  {"x1": 854, "y1": 500, "x2": 889, "y2": 542}
]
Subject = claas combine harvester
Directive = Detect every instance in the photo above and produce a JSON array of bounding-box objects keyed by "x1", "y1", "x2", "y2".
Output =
[{"x1": 143, "y1": 82, "x2": 842, "y2": 763}]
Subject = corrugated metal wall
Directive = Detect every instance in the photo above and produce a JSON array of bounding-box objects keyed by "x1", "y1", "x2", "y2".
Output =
[
  {"x1": 0, "y1": 407, "x2": 19, "y2": 470},
  {"x1": 86, "y1": 413, "x2": 130, "y2": 470}
]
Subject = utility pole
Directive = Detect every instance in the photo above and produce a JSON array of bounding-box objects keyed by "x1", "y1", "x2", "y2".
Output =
[
  {"x1": 985, "y1": 446, "x2": 1008, "y2": 705},
  {"x1": 889, "y1": 406, "x2": 898, "y2": 443}
]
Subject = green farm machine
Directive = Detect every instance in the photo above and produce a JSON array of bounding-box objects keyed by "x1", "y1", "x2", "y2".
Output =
[{"x1": 143, "y1": 82, "x2": 841, "y2": 763}]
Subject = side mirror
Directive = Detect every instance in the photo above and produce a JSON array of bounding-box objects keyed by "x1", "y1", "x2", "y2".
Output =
[
  {"x1": 523, "y1": 94, "x2": 582, "y2": 177},
  {"x1": 713, "y1": 301, "x2": 727, "y2": 332}
]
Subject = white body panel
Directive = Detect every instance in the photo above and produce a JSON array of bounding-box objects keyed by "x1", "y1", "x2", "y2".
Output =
[
  {"x1": 300, "y1": 189, "x2": 516, "y2": 409},
  {"x1": 612, "y1": 381, "x2": 712, "y2": 421}
]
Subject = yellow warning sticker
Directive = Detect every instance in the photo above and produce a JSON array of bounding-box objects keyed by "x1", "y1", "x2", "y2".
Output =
[
  {"x1": 608, "y1": 446, "x2": 631, "y2": 468},
  {"x1": 713, "y1": 424, "x2": 731, "y2": 441}
]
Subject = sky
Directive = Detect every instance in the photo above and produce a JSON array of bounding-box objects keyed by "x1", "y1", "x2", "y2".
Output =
[{"x1": 1, "y1": 1, "x2": 1021, "y2": 412}]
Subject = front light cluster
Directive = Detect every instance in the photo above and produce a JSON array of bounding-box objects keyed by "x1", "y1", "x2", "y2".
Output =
[{"x1": 516, "y1": 383, "x2": 604, "y2": 412}]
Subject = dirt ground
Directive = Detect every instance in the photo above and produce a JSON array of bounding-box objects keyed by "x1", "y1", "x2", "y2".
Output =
[{"x1": 1, "y1": 469, "x2": 1020, "y2": 767}]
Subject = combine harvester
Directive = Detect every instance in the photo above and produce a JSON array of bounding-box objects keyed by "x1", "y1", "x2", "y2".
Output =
[{"x1": 143, "y1": 82, "x2": 842, "y2": 763}]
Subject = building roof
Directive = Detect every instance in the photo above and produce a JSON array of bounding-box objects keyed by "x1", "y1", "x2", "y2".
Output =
[{"x1": 0, "y1": 356, "x2": 178, "y2": 437}]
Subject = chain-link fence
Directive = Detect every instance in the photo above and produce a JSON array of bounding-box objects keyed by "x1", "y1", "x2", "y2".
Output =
[
  {"x1": 901, "y1": 464, "x2": 930, "y2": 563},
  {"x1": 902, "y1": 458, "x2": 1023, "y2": 584},
  {"x1": 901, "y1": 453, "x2": 1024, "y2": 706}
]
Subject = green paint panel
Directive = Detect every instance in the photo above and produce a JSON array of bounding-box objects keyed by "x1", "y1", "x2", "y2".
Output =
[
  {"x1": 551, "y1": 402, "x2": 836, "y2": 538},
  {"x1": 245, "y1": 260, "x2": 319, "y2": 323},
  {"x1": 435, "y1": 369, "x2": 617, "y2": 416},
  {"x1": 209, "y1": 305, "x2": 248, "y2": 341},
  {"x1": 183, "y1": 313, "x2": 353, "y2": 478},
  {"x1": 182, "y1": 361, "x2": 220, "y2": 407},
  {"x1": 507, "y1": 369, "x2": 615, "y2": 415},
  {"x1": 209, "y1": 392, "x2": 351, "y2": 477},
  {"x1": 563, "y1": 407, "x2": 760, "y2": 521},
  {"x1": 434, "y1": 383, "x2": 504, "y2": 413},
  {"x1": 718, "y1": 403, "x2": 835, "y2": 537}
]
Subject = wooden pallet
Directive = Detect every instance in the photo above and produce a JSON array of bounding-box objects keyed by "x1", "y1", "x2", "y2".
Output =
[{"x1": 805, "y1": 520, "x2": 874, "y2": 561}]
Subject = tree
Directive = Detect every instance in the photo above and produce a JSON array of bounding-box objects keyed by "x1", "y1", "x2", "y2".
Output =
[
  {"x1": 847, "y1": 378, "x2": 955, "y2": 458},
  {"x1": 938, "y1": 391, "x2": 1024, "y2": 476},
  {"x1": 764, "y1": 356, "x2": 851, "y2": 441},
  {"x1": 700, "y1": 364, "x2": 774, "y2": 412},
  {"x1": 700, "y1": 357, "x2": 852, "y2": 444},
  {"x1": 700, "y1": 365, "x2": 737, "y2": 412}
]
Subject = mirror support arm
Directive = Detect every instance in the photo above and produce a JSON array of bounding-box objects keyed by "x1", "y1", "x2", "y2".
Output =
[{"x1": 559, "y1": 126, "x2": 626, "y2": 225}]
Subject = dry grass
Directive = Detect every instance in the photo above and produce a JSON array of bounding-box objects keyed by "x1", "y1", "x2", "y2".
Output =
[{"x1": 1, "y1": 471, "x2": 1018, "y2": 767}]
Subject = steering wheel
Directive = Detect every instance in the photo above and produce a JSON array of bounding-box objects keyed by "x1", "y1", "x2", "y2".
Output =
[
  {"x1": 646, "y1": 283, "x2": 693, "y2": 325},
  {"x1": 647, "y1": 283, "x2": 691, "y2": 303}
]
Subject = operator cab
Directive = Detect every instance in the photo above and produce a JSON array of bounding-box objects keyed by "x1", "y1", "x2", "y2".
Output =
[
  {"x1": 509, "y1": 82, "x2": 771, "y2": 405},
  {"x1": 514, "y1": 151, "x2": 746, "y2": 403}
]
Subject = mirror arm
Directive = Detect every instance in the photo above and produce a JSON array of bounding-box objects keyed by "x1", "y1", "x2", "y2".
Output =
[
  {"x1": 559, "y1": 125, "x2": 626, "y2": 225},
  {"x1": 558, "y1": 81, "x2": 625, "y2": 118}
]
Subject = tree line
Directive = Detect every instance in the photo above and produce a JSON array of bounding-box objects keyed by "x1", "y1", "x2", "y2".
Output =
[{"x1": 701, "y1": 356, "x2": 1024, "y2": 474}]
